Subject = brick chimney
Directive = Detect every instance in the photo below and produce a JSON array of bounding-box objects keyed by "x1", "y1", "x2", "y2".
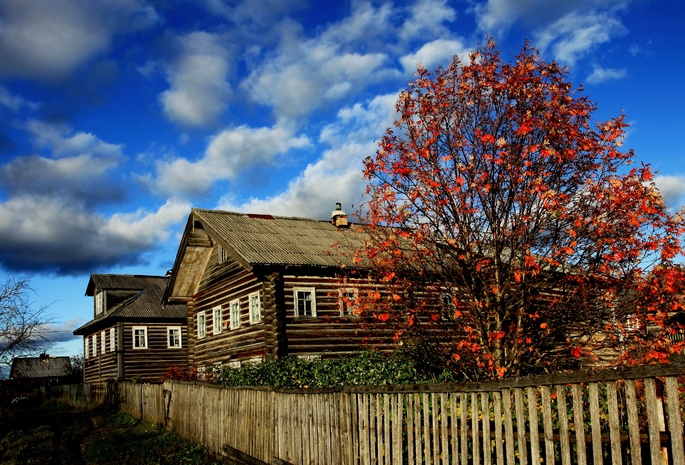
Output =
[{"x1": 331, "y1": 202, "x2": 349, "y2": 228}]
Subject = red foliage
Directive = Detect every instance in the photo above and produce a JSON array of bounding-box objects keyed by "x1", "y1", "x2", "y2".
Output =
[
  {"x1": 357, "y1": 39, "x2": 685, "y2": 380},
  {"x1": 161, "y1": 366, "x2": 198, "y2": 382}
]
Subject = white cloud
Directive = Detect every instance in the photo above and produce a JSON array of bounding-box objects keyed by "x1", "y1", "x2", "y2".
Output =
[
  {"x1": 0, "y1": 0, "x2": 159, "y2": 80},
  {"x1": 586, "y1": 65, "x2": 627, "y2": 84},
  {"x1": 401, "y1": 0, "x2": 457, "y2": 40},
  {"x1": 400, "y1": 39, "x2": 469, "y2": 73},
  {"x1": 160, "y1": 32, "x2": 233, "y2": 127},
  {"x1": 151, "y1": 124, "x2": 310, "y2": 197},
  {"x1": 653, "y1": 175, "x2": 685, "y2": 211},
  {"x1": 0, "y1": 86, "x2": 39, "y2": 111},
  {"x1": 535, "y1": 10, "x2": 628, "y2": 66},
  {"x1": 217, "y1": 93, "x2": 398, "y2": 219}
]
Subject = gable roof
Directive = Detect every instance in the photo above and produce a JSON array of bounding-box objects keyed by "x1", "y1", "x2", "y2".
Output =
[
  {"x1": 10, "y1": 356, "x2": 71, "y2": 379},
  {"x1": 166, "y1": 208, "x2": 365, "y2": 302},
  {"x1": 74, "y1": 274, "x2": 186, "y2": 335}
]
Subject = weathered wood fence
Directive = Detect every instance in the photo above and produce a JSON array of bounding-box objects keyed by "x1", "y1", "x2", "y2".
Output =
[{"x1": 66, "y1": 363, "x2": 685, "y2": 464}]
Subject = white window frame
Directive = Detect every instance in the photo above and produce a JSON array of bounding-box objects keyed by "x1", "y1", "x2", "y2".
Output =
[
  {"x1": 294, "y1": 287, "x2": 317, "y2": 317},
  {"x1": 85, "y1": 338, "x2": 89, "y2": 359},
  {"x1": 132, "y1": 326, "x2": 148, "y2": 349},
  {"x1": 92, "y1": 334, "x2": 98, "y2": 357},
  {"x1": 95, "y1": 291, "x2": 104, "y2": 315},
  {"x1": 213, "y1": 305, "x2": 223, "y2": 335},
  {"x1": 339, "y1": 288, "x2": 360, "y2": 317},
  {"x1": 249, "y1": 292, "x2": 261, "y2": 324},
  {"x1": 167, "y1": 326, "x2": 182, "y2": 348},
  {"x1": 101, "y1": 330, "x2": 106, "y2": 354},
  {"x1": 197, "y1": 312, "x2": 206, "y2": 339},
  {"x1": 110, "y1": 327, "x2": 116, "y2": 352},
  {"x1": 229, "y1": 299, "x2": 241, "y2": 330}
]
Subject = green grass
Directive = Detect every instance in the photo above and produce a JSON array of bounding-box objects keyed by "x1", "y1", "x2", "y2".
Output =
[{"x1": 0, "y1": 402, "x2": 220, "y2": 465}]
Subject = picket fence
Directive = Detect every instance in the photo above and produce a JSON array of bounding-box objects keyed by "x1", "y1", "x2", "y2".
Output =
[{"x1": 64, "y1": 363, "x2": 685, "y2": 465}]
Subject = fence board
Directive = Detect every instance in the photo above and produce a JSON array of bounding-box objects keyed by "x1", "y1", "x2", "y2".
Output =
[
  {"x1": 514, "y1": 388, "x2": 527, "y2": 465},
  {"x1": 664, "y1": 376, "x2": 685, "y2": 464},
  {"x1": 492, "y1": 391, "x2": 504, "y2": 465},
  {"x1": 589, "y1": 382, "x2": 603, "y2": 465},
  {"x1": 503, "y1": 389, "x2": 515, "y2": 465},
  {"x1": 556, "y1": 384, "x2": 571, "y2": 465},
  {"x1": 645, "y1": 378, "x2": 666, "y2": 465},
  {"x1": 571, "y1": 383, "x2": 588, "y2": 465},
  {"x1": 459, "y1": 392, "x2": 468, "y2": 465},
  {"x1": 471, "y1": 392, "x2": 480, "y2": 465},
  {"x1": 606, "y1": 381, "x2": 622, "y2": 465},
  {"x1": 541, "y1": 385, "x2": 555, "y2": 465},
  {"x1": 527, "y1": 386, "x2": 540, "y2": 465}
]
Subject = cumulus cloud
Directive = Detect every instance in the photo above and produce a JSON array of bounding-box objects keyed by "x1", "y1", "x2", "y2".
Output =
[
  {"x1": 653, "y1": 175, "x2": 685, "y2": 212},
  {"x1": 0, "y1": 0, "x2": 159, "y2": 80},
  {"x1": 151, "y1": 124, "x2": 310, "y2": 197},
  {"x1": 401, "y1": 0, "x2": 457, "y2": 40},
  {"x1": 0, "y1": 121, "x2": 126, "y2": 205},
  {"x1": 0, "y1": 196, "x2": 190, "y2": 274},
  {"x1": 586, "y1": 65, "x2": 627, "y2": 84},
  {"x1": 400, "y1": 39, "x2": 470, "y2": 73},
  {"x1": 0, "y1": 86, "x2": 39, "y2": 112},
  {"x1": 534, "y1": 10, "x2": 628, "y2": 66},
  {"x1": 160, "y1": 32, "x2": 233, "y2": 127},
  {"x1": 243, "y1": 3, "x2": 402, "y2": 122},
  {"x1": 217, "y1": 93, "x2": 398, "y2": 219}
]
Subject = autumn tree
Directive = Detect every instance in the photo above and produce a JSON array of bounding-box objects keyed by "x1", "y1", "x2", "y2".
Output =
[
  {"x1": 357, "y1": 40, "x2": 685, "y2": 380},
  {"x1": 0, "y1": 276, "x2": 51, "y2": 367}
]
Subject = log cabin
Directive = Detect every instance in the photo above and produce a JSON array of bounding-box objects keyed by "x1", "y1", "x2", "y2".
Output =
[
  {"x1": 73, "y1": 274, "x2": 188, "y2": 383},
  {"x1": 163, "y1": 206, "x2": 396, "y2": 373}
]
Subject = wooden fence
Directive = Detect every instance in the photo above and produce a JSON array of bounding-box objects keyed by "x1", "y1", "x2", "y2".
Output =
[{"x1": 78, "y1": 363, "x2": 685, "y2": 464}]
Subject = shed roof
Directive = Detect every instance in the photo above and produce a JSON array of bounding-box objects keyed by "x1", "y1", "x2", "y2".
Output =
[{"x1": 10, "y1": 356, "x2": 71, "y2": 379}]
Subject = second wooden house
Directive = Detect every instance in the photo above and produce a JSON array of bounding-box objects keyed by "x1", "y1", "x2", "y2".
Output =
[
  {"x1": 74, "y1": 274, "x2": 188, "y2": 383},
  {"x1": 164, "y1": 206, "x2": 395, "y2": 373}
]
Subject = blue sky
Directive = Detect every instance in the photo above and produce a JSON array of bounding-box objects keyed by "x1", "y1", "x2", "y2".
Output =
[{"x1": 0, "y1": 0, "x2": 683, "y2": 359}]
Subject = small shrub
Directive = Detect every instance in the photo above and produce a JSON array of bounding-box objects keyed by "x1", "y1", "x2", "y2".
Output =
[{"x1": 162, "y1": 366, "x2": 199, "y2": 382}]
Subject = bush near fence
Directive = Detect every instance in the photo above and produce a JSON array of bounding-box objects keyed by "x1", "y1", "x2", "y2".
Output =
[{"x1": 54, "y1": 363, "x2": 685, "y2": 465}]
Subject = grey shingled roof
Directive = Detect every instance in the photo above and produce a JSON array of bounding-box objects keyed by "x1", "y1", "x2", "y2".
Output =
[
  {"x1": 74, "y1": 275, "x2": 186, "y2": 334},
  {"x1": 193, "y1": 209, "x2": 365, "y2": 269},
  {"x1": 10, "y1": 356, "x2": 71, "y2": 379}
]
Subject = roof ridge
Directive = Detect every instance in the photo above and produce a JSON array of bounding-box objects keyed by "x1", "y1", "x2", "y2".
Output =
[{"x1": 192, "y1": 208, "x2": 331, "y2": 223}]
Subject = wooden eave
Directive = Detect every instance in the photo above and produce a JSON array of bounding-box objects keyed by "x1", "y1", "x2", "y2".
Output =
[{"x1": 165, "y1": 211, "x2": 251, "y2": 303}]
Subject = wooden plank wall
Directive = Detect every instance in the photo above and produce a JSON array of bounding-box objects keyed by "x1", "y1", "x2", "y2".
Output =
[{"x1": 102, "y1": 363, "x2": 685, "y2": 465}]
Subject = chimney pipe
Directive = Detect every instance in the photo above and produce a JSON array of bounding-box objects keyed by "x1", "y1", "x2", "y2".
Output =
[{"x1": 331, "y1": 203, "x2": 348, "y2": 228}]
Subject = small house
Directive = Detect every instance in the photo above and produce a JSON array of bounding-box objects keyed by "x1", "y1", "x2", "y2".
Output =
[
  {"x1": 9, "y1": 353, "x2": 72, "y2": 386},
  {"x1": 73, "y1": 274, "x2": 188, "y2": 383}
]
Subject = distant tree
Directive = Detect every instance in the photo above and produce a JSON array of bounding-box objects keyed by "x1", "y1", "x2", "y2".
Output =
[
  {"x1": 0, "y1": 276, "x2": 51, "y2": 367},
  {"x1": 357, "y1": 40, "x2": 685, "y2": 380}
]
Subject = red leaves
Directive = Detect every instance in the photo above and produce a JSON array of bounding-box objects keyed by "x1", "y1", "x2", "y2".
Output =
[{"x1": 357, "y1": 37, "x2": 685, "y2": 380}]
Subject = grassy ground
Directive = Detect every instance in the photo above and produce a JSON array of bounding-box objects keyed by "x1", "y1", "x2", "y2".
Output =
[{"x1": 0, "y1": 400, "x2": 221, "y2": 465}]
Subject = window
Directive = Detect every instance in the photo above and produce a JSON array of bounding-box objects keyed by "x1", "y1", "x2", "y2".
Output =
[
  {"x1": 294, "y1": 288, "x2": 317, "y2": 317},
  {"x1": 249, "y1": 292, "x2": 261, "y2": 324},
  {"x1": 339, "y1": 288, "x2": 359, "y2": 317},
  {"x1": 92, "y1": 334, "x2": 97, "y2": 357},
  {"x1": 229, "y1": 299, "x2": 241, "y2": 330},
  {"x1": 219, "y1": 246, "x2": 229, "y2": 263},
  {"x1": 213, "y1": 306, "x2": 222, "y2": 335},
  {"x1": 167, "y1": 327, "x2": 182, "y2": 348},
  {"x1": 132, "y1": 326, "x2": 148, "y2": 349},
  {"x1": 110, "y1": 328, "x2": 116, "y2": 352},
  {"x1": 101, "y1": 331, "x2": 106, "y2": 354},
  {"x1": 197, "y1": 312, "x2": 206, "y2": 339},
  {"x1": 95, "y1": 291, "x2": 104, "y2": 315},
  {"x1": 85, "y1": 338, "x2": 89, "y2": 359}
]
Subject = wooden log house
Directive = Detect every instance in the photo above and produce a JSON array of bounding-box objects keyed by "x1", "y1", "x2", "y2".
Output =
[
  {"x1": 73, "y1": 274, "x2": 188, "y2": 384},
  {"x1": 163, "y1": 206, "x2": 396, "y2": 374}
]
